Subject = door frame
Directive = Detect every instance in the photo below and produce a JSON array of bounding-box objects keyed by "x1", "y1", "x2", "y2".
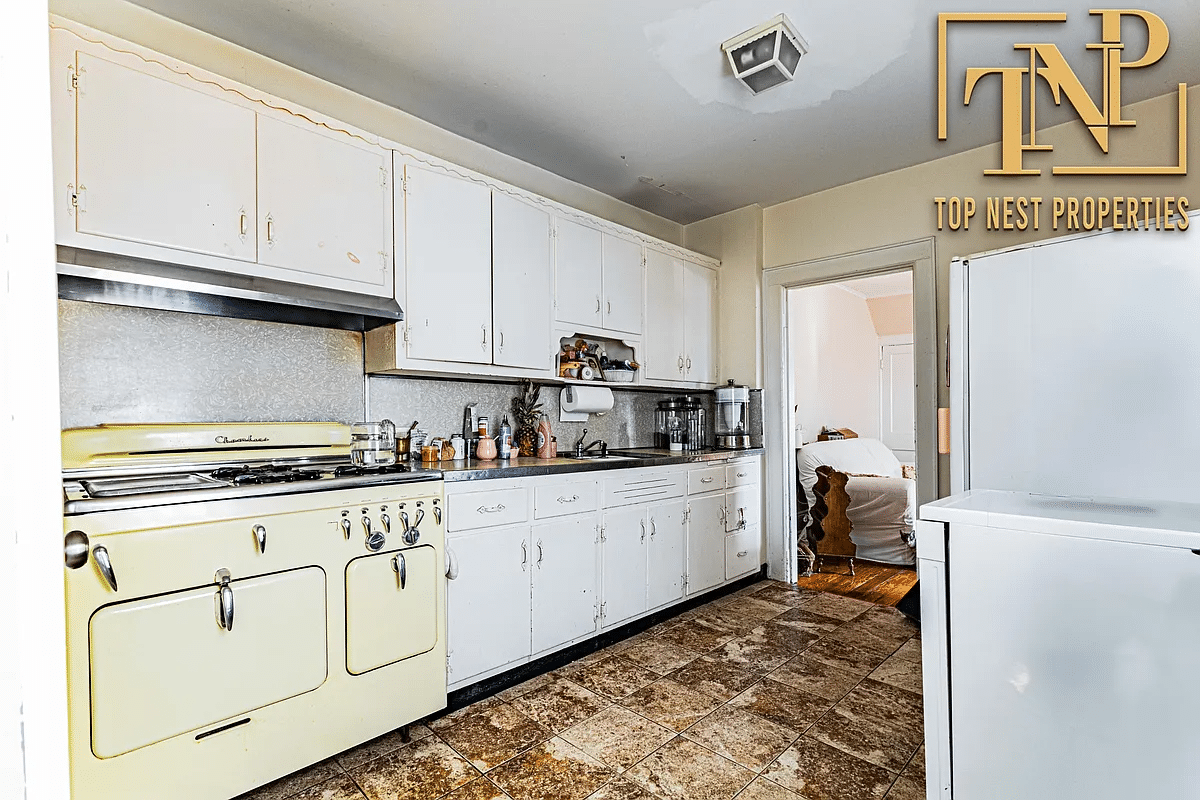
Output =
[
  {"x1": 2, "y1": 1, "x2": 72, "y2": 797},
  {"x1": 761, "y1": 238, "x2": 937, "y2": 583}
]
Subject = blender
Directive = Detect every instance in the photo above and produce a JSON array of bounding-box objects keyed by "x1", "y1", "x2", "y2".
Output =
[{"x1": 714, "y1": 380, "x2": 751, "y2": 449}]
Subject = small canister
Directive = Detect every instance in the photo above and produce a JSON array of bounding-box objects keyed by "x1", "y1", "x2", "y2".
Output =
[
  {"x1": 421, "y1": 444, "x2": 440, "y2": 464},
  {"x1": 408, "y1": 429, "x2": 427, "y2": 460},
  {"x1": 477, "y1": 416, "x2": 489, "y2": 438},
  {"x1": 449, "y1": 435, "x2": 466, "y2": 461}
]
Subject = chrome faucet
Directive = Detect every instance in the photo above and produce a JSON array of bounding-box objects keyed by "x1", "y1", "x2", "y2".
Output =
[{"x1": 574, "y1": 429, "x2": 607, "y2": 458}]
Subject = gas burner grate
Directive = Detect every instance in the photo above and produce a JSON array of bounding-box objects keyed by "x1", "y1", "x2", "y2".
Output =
[
  {"x1": 333, "y1": 463, "x2": 412, "y2": 477},
  {"x1": 211, "y1": 465, "x2": 324, "y2": 485}
]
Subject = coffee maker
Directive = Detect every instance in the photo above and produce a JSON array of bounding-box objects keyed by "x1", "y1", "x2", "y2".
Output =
[{"x1": 714, "y1": 380, "x2": 751, "y2": 449}]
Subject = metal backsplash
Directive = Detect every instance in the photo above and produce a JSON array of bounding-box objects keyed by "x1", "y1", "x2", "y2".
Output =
[{"x1": 58, "y1": 300, "x2": 365, "y2": 428}]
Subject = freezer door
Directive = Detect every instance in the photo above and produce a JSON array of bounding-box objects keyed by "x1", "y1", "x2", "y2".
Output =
[
  {"x1": 89, "y1": 567, "x2": 327, "y2": 758},
  {"x1": 949, "y1": 521, "x2": 1200, "y2": 798}
]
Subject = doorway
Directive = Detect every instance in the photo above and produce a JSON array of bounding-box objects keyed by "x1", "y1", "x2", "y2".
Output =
[{"x1": 760, "y1": 239, "x2": 937, "y2": 584}]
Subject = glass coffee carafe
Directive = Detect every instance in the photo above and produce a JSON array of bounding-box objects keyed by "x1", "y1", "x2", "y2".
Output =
[{"x1": 350, "y1": 420, "x2": 397, "y2": 466}]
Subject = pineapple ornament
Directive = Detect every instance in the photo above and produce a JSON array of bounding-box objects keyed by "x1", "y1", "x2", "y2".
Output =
[{"x1": 511, "y1": 380, "x2": 543, "y2": 457}]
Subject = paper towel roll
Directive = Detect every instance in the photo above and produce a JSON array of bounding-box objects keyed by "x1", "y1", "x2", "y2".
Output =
[{"x1": 560, "y1": 385, "x2": 614, "y2": 422}]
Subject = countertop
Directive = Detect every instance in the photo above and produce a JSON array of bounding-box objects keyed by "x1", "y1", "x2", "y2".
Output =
[{"x1": 410, "y1": 447, "x2": 764, "y2": 483}]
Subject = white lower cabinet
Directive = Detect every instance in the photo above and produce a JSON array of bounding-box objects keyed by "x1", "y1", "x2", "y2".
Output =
[
  {"x1": 531, "y1": 516, "x2": 599, "y2": 653},
  {"x1": 446, "y1": 460, "x2": 760, "y2": 689},
  {"x1": 647, "y1": 499, "x2": 686, "y2": 610},
  {"x1": 446, "y1": 523, "x2": 532, "y2": 685},
  {"x1": 601, "y1": 506, "x2": 651, "y2": 627},
  {"x1": 686, "y1": 492, "x2": 728, "y2": 596}
]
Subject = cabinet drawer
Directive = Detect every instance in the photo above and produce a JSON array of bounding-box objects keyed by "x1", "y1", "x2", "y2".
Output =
[
  {"x1": 725, "y1": 527, "x2": 761, "y2": 580},
  {"x1": 688, "y1": 465, "x2": 726, "y2": 494},
  {"x1": 604, "y1": 470, "x2": 686, "y2": 507},
  {"x1": 726, "y1": 460, "x2": 760, "y2": 488},
  {"x1": 534, "y1": 480, "x2": 599, "y2": 519},
  {"x1": 726, "y1": 484, "x2": 761, "y2": 533},
  {"x1": 447, "y1": 486, "x2": 528, "y2": 532}
]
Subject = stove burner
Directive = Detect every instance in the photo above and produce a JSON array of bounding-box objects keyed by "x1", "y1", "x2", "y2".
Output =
[
  {"x1": 333, "y1": 463, "x2": 412, "y2": 478},
  {"x1": 211, "y1": 464, "x2": 324, "y2": 485}
]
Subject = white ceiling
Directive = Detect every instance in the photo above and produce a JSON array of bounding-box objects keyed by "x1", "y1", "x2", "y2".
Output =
[{"x1": 124, "y1": 0, "x2": 1200, "y2": 224}]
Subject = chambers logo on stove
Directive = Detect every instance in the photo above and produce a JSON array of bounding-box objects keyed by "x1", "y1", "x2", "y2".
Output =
[{"x1": 215, "y1": 435, "x2": 271, "y2": 444}]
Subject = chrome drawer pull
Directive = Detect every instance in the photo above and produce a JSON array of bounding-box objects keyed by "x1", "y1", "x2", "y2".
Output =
[
  {"x1": 640, "y1": 519, "x2": 646, "y2": 542},
  {"x1": 252, "y1": 524, "x2": 267, "y2": 554},
  {"x1": 737, "y1": 472, "x2": 746, "y2": 478},
  {"x1": 521, "y1": 540, "x2": 528, "y2": 571},
  {"x1": 536, "y1": 539, "x2": 544, "y2": 568},
  {"x1": 701, "y1": 477, "x2": 714, "y2": 484},
  {"x1": 392, "y1": 553, "x2": 407, "y2": 590},
  {"x1": 478, "y1": 504, "x2": 506, "y2": 514},
  {"x1": 737, "y1": 550, "x2": 749, "y2": 558},
  {"x1": 92, "y1": 545, "x2": 118, "y2": 592},
  {"x1": 215, "y1": 569, "x2": 234, "y2": 632},
  {"x1": 557, "y1": 495, "x2": 580, "y2": 504}
]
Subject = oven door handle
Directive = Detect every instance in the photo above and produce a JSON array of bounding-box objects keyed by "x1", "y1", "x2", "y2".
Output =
[
  {"x1": 92, "y1": 545, "x2": 118, "y2": 592},
  {"x1": 215, "y1": 569, "x2": 234, "y2": 632},
  {"x1": 392, "y1": 553, "x2": 407, "y2": 590}
]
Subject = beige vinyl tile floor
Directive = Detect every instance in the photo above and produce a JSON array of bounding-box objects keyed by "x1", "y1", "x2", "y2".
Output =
[{"x1": 237, "y1": 580, "x2": 926, "y2": 800}]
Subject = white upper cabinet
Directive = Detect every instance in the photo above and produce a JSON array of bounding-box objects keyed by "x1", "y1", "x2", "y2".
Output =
[
  {"x1": 643, "y1": 248, "x2": 718, "y2": 387},
  {"x1": 554, "y1": 217, "x2": 604, "y2": 329},
  {"x1": 682, "y1": 260, "x2": 717, "y2": 384},
  {"x1": 644, "y1": 249, "x2": 686, "y2": 381},
  {"x1": 402, "y1": 163, "x2": 493, "y2": 364},
  {"x1": 493, "y1": 194, "x2": 552, "y2": 370},
  {"x1": 257, "y1": 115, "x2": 391, "y2": 294},
  {"x1": 601, "y1": 234, "x2": 644, "y2": 335},
  {"x1": 73, "y1": 51, "x2": 257, "y2": 262}
]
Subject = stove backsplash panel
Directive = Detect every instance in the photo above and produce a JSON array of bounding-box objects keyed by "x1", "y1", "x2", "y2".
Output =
[
  {"x1": 368, "y1": 375, "x2": 713, "y2": 449},
  {"x1": 58, "y1": 300, "x2": 365, "y2": 428}
]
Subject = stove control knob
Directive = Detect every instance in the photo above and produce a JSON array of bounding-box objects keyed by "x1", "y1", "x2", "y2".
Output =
[
  {"x1": 363, "y1": 516, "x2": 386, "y2": 551},
  {"x1": 380, "y1": 513, "x2": 391, "y2": 534},
  {"x1": 340, "y1": 518, "x2": 352, "y2": 539},
  {"x1": 252, "y1": 524, "x2": 267, "y2": 554}
]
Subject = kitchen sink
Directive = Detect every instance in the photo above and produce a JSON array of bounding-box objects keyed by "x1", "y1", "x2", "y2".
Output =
[{"x1": 561, "y1": 454, "x2": 638, "y2": 461}]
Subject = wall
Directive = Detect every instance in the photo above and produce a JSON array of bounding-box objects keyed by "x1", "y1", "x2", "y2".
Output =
[
  {"x1": 762, "y1": 87, "x2": 1199, "y2": 496},
  {"x1": 49, "y1": 0, "x2": 682, "y2": 246},
  {"x1": 866, "y1": 295, "x2": 913, "y2": 337},
  {"x1": 788, "y1": 285, "x2": 881, "y2": 442},
  {"x1": 683, "y1": 205, "x2": 764, "y2": 387},
  {"x1": 58, "y1": 301, "x2": 365, "y2": 428}
]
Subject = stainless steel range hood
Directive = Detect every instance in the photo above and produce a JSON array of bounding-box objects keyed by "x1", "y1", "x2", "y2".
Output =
[{"x1": 57, "y1": 247, "x2": 403, "y2": 332}]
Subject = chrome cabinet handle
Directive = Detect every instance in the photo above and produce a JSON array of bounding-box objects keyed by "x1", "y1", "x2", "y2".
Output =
[
  {"x1": 445, "y1": 544, "x2": 459, "y2": 580},
  {"x1": 678, "y1": 356, "x2": 685, "y2": 373},
  {"x1": 650, "y1": 518, "x2": 656, "y2": 538},
  {"x1": 252, "y1": 524, "x2": 267, "y2": 554},
  {"x1": 381, "y1": 513, "x2": 391, "y2": 534},
  {"x1": 557, "y1": 495, "x2": 580, "y2": 504},
  {"x1": 265, "y1": 214, "x2": 275, "y2": 246},
  {"x1": 340, "y1": 518, "x2": 352, "y2": 539},
  {"x1": 640, "y1": 518, "x2": 646, "y2": 542},
  {"x1": 701, "y1": 477, "x2": 714, "y2": 484},
  {"x1": 737, "y1": 550, "x2": 748, "y2": 558},
  {"x1": 521, "y1": 540, "x2": 528, "y2": 571},
  {"x1": 215, "y1": 569, "x2": 234, "y2": 631},
  {"x1": 92, "y1": 545, "x2": 118, "y2": 591},
  {"x1": 536, "y1": 539, "x2": 544, "y2": 568},
  {"x1": 481, "y1": 325, "x2": 488, "y2": 351},
  {"x1": 686, "y1": 356, "x2": 692, "y2": 371},
  {"x1": 595, "y1": 295, "x2": 601, "y2": 314},
  {"x1": 607, "y1": 299, "x2": 612, "y2": 315},
  {"x1": 478, "y1": 504, "x2": 506, "y2": 514},
  {"x1": 498, "y1": 330, "x2": 504, "y2": 352},
  {"x1": 238, "y1": 209, "x2": 248, "y2": 239},
  {"x1": 738, "y1": 508, "x2": 747, "y2": 529},
  {"x1": 719, "y1": 505, "x2": 727, "y2": 524},
  {"x1": 392, "y1": 553, "x2": 407, "y2": 590}
]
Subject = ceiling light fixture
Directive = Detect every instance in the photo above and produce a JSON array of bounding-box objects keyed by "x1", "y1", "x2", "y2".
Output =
[{"x1": 721, "y1": 13, "x2": 808, "y2": 95}]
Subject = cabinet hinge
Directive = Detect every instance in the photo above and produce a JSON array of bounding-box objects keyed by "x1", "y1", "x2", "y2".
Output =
[
  {"x1": 682, "y1": 573, "x2": 688, "y2": 589},
  {"x1": 446, "y1": 653, "x2": 452, "y2": 674},
  {"x1": 600, "y1": 601, "x2": 607, "y2": 620},
  {"x1": 379, "y1": 251, "x2": 389, "y2": 271},
  {"x1": 401, "y1": 176, "x2": 408, "y2": 196},
  {"x1": 68, "y1": 66, "x2": 80, "y2": 93},
  {"x1": 599, "y1": 524, "x2": 606, "y2": 543},
  {"x1": 379, "y1": 167, "x2": 389, "y2": 188}
]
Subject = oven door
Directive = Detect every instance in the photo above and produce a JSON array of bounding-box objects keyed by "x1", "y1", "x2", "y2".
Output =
[
  {"x1": 88, "y1": 566, "x2": 327, "y2": 758},
  {"x1": 344, "y1": 544, "x2": 438, "y2": 674}
]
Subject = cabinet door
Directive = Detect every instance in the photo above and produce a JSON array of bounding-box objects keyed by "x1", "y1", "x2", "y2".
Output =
[
  {"x1": 446, "y1": 525, "x2": 531, "y2": 683},
  {"x1": 89, "y1": 567, "x2": 326, "y2": 758},
  {"x1": 493, "y1": 193, "x2": 552, "y2": 369},
  {"x1": 345, "y1": 545, "x2": 439, "y2": 675},
  {"x1": 683, "y1": 261, "x2": 717, "y2": 385},
  {"x1": 644, "y1": 249, "x2": 685, "y2": 381},
  {"x1": 602, "y1": 234, "x2": 644, "y2": 335},
  {"x1": 531, "y1": 516, "x2": 598, "y2": 653},
  {"x1": 74, "y1": 51, "x2": 257, "y2": 262},
  {"x1": 601, "y1": 507, "x2": 648, "y2": 628},
  {"x1": 554, "y1": 217, "x2": 603, "y2": 328},
  {"x1": 257, "y1": 114, "x2": 391, "y2": 294},
  {"x1": 647, "y1": 499, "x2": 686, "y2": 609},
  {"x1": 725, "y1": 484, "x2": 761, "y2": 533},
  {"x1": 403, "y1": 164, "x2": 493, "y2": 363},
  {"x1": 686, "y1": 493, "x2": 727, "y2": 596}
]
